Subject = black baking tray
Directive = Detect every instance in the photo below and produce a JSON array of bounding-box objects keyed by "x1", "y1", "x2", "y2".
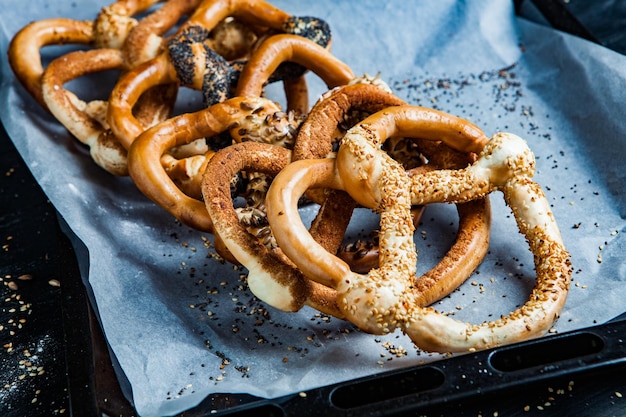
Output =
[{"x1": 2, "y1": 1, "x2": 626, "y2": 416}]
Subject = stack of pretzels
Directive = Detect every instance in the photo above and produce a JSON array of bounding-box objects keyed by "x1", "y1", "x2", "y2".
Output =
[{"x1": 8, "y1": 0, "x2": 572, "y2": 354}]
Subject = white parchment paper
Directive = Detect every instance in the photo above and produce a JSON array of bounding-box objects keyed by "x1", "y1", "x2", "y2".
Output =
[{"x1": 1, "y1": 1, "x2": 625, "y2": 416}]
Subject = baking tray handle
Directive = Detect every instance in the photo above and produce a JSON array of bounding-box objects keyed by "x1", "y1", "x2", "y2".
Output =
[{"x1": 206, "y1": 319, "x2": 626, "y2": 416}]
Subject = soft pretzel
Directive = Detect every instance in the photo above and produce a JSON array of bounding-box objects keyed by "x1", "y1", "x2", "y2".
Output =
[
  {"x1": 234, "y1": 34, "x2": 354, "y2": 105},
  {"x1": 345, "y1": 129, "x2": 570, "y2": 352},
  {"x1": 200, "y1": 141, "x2": 342, "y2": 316},
  {"x1": 157, "y1": 31, "x2": 355, "y2": 199},
  {"x1": 93, "y1": 0, "x2": 163, "y2": 50},
  {"x1": 7, "y1": 0, "x2": 167, "y2": 109},
  {"x1": 41, "y1": 49, "x2": 133, "y2": 175},
  {"x1": 269, "y1": 102, "x2": 491, "y2": 302},
  {"x1": 120, "y1": 0, "x2": 203, "y2": 65},
  {"x1": 267, "y1": 102, "x2": 571, "y2": 352},
  {"x1": 127, "y1": 96, "x2": 283, "y2": 231},
  {"x1": 292, "y1": 83, "x2": 491, "y2": 282},
  {"x1": 291, "y1": 82, "x2": 412, "y2": 272}
]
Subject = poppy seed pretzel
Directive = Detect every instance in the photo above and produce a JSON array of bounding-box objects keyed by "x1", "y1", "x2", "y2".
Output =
[
  {"x1": 107, "y1": 0, "x2": 332, "y2": 149},
  {"x1": 159, "y1": 30, "x2": 356, "y2": 201},
  {"x1": 126, "y1": 31, "x2": 356, "y2": 258}
]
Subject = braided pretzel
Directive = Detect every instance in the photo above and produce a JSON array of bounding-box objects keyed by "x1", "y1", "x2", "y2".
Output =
[
  {"x1": 267, "y1": 106, "x2": 571, "y2": 352},
  {"x1": 200, "y1": 141, "x2": 342, "y2": 316},
  {"x1": 107, "y1": 0, "x2": 331, "y2": 149}
]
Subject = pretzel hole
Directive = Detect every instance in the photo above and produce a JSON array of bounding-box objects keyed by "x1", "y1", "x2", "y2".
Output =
[
  {"x1": 39, "y1": 44, "x2": 88, "y2": 68},
  {"x1": 64, "y1": 68, "x2": 123, "y2": 104}
]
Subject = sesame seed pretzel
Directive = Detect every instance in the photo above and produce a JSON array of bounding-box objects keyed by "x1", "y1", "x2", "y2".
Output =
[
  {"x1": 399, "y1": 132, "x2": 571, "y2": 352},
  {"x1": 292, "y1": 82, "x2": 419, "y2": 273},
  {"x1": 107, "y1": 0, "x2": 332, "y2": 149},
  {"x1": 196, "y1": 83, "x2": 402, "y2": 314},
  {"x1": 268, "y1": 101, "x2": 491, "y2": 306},
  {"x1": 292, "y1": 84, "x2": 492, "y2": 284},
  {"x1": 266, "y1": 106, "x2": 571, "y2": 353}
]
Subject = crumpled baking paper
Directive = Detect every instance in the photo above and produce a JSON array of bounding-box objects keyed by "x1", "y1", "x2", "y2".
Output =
[{"x1": 1, "y1": 0, "x2": 625, "y2": 416}]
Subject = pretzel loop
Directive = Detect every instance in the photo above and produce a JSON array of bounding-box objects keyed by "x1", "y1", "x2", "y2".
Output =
[
  {"x1": 266, "y1": 102, "x2": 570, "y2": 352},
  {"x1": 128, "y1": 96, "x2": 281, "y2": 232},
  {"x1": 393, "y1": 133, "x2": 571, "y2": 352},
  {"x1": 8, "y1": 18, "x2": 94, "y2": 108},
  {"x1": 201, "y1": 141, "x2": 342, "y2": 317}
]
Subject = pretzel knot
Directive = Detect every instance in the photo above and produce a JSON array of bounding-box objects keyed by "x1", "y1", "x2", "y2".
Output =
[{"x1": 266, "y1": 107, "x2": 571, "y2": 353}]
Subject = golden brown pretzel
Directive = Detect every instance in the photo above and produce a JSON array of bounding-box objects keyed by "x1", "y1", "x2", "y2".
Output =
[
  {"x1": 93, "y1": 0, "x2": 163, "y2": 49},
  {"x1": 121, "y1": 0, "x2": 200, "y2": 64},
  {"x1": 7, "y1": 0, "x2": 166, "y2": 108},
  {"x1": 234, "y1": 34, "x2": 354, "y2": 106},
  {"x1": 7, "y1": 18, "x2": 94, "y2": 108},
  {"x1": 267, "y1": 106, "x2": 571, "y2": 353},
  {"x1": 201, "y1": 141, "x2": 343, "y2": 317},
  {"x1": 41, "y1": 49, "x2": 131, "y2": 175},
  {"x1": 127, "y1": 96, "x2": 282, "y2": 232},
  {"x1": 158, "y1": 30, "x2": 356, "y2": 198},
  {"x1": 292, "y1": 82, "x2": 412, "y2": 272},
  {"x1": 271, "y1": 99, "x2": 491, "y2": 303}
]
